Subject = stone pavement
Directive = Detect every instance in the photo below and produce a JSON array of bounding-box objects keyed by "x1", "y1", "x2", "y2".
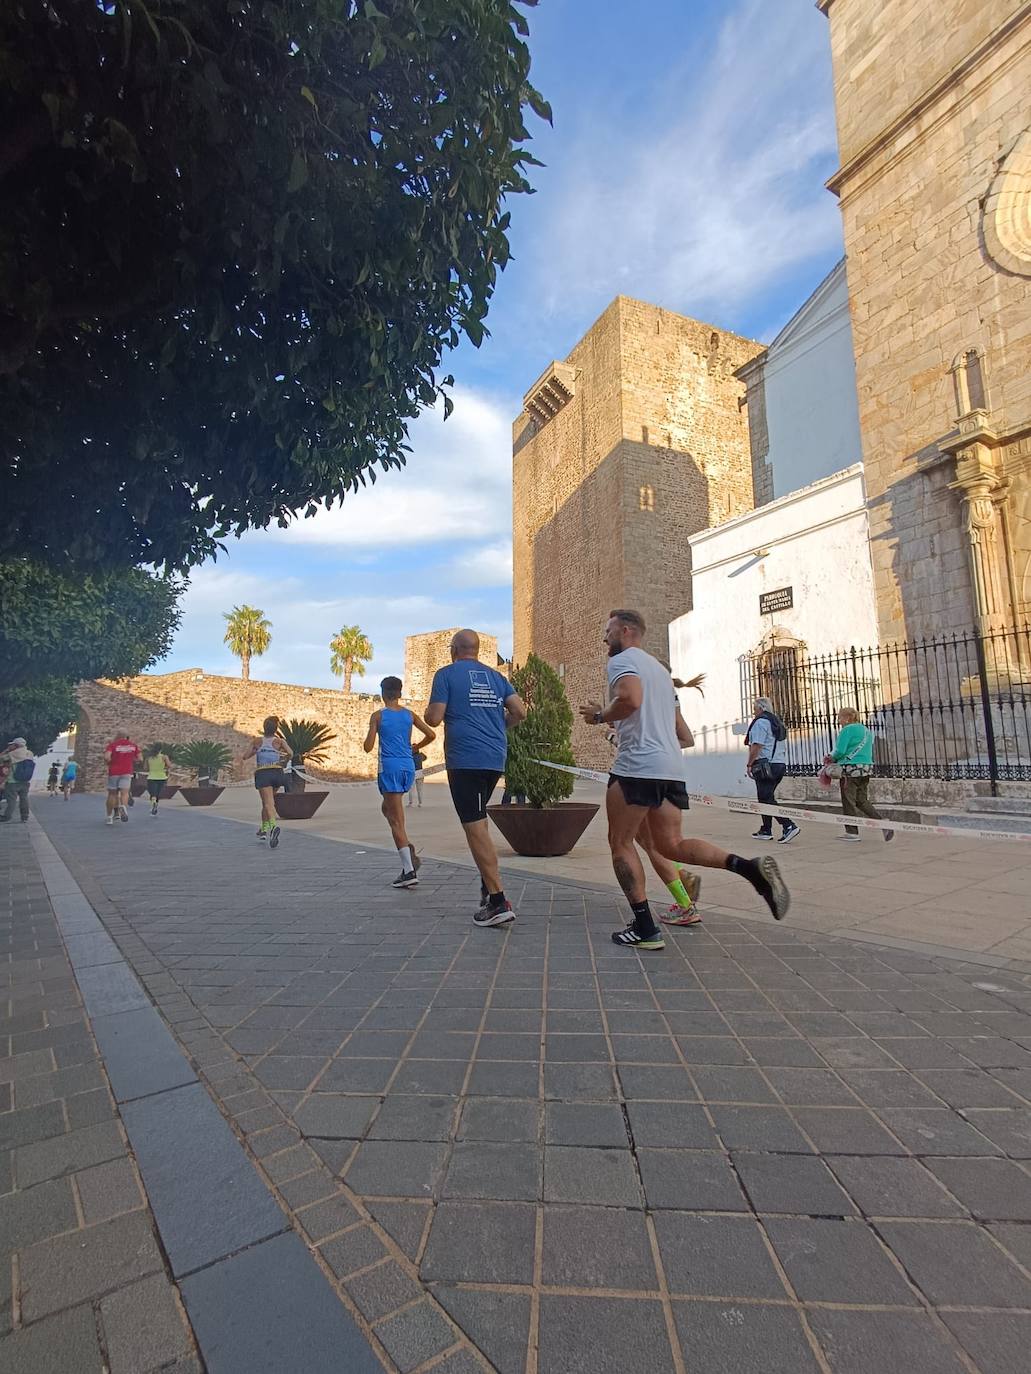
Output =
[
  {"x1": 1, "y1": 823, "x2": 199, "y2": 1372},
  {"x1": 15, "y1": 799, "x2": 1031, "y2": 1372},
  {"x1": 206, "y1": 776, "x2": 1031, "y2": 965}
]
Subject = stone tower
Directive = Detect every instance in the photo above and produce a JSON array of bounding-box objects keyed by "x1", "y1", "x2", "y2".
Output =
[
  {"x1": 819, "y1": 0, "x2": 1031, "y2": 643},
  {"x1": 512, "y1": 296, "x2": 762, "y2": 765}
]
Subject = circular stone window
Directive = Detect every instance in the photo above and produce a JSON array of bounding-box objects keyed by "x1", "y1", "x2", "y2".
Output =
[{"x1": 982, "y1": 128, "x2": 1031, "y2": 276}]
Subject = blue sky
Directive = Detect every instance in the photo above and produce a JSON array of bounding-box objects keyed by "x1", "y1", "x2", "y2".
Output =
[{"x1": 159, "y1": 0, "x2": 844, "y2": 692}]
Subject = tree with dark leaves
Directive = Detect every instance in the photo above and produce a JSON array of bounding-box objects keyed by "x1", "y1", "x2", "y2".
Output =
[{"x1": 0, "y1": 0, "x2": 549, "y2": 571}]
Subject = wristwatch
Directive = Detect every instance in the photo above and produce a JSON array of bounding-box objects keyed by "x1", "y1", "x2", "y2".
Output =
[{"x1": 592, "y1": 710, "x2": 604, "y2": 725}]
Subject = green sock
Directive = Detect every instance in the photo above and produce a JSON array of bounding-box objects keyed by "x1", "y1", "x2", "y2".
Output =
[{"x1": 666, "y1": 876, "x2": 691, "y2": 908}]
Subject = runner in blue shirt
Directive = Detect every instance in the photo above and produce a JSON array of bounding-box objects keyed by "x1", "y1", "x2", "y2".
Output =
[
  {"x1": 424, "y1": 630, "x2": 526, "y2": 926},
  {"x1": 364, "y1": 677, "x2": 435, "y2": 891}
]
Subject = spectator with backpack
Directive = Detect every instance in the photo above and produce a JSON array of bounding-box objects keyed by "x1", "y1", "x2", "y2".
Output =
[
  {"x1": 745, "y1": 697, "x2": 800, "y2": 844},
  {"x1": 0, "y1": 738, "x2": 36, "y2": 823}
]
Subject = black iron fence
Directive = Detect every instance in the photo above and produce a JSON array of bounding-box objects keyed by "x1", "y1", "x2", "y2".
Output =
[{"x1": 741, "y1": 625, "x2": 1031, "y2": 790}]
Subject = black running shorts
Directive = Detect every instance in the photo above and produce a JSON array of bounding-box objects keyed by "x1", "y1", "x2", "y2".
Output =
[
  {"x1": 448, "y1": 769, "x2": 502, "y2": 824},
  {"x1": 146, "y1": 779, "x2": 165, "y2": 799},
  {"x1": 254, "y1": 767, "x2": 285, "y2": 791},
  {"x1": 608, "y1": 774, "x2": 690, "y2": 810}
]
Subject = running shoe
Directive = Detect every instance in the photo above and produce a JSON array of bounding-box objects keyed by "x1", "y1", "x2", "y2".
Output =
[
  {"x1": 119, "y1": 806, "x2": 129, "y2": 822},
  {"x1": 659, "y1": 904, "x2": 702, "y2": 927},
  {"x1": 837, "y1": 834, "x2": 861, "y2": 843},
  {"x1": 752, "y1": 829, "x2": 774, "y2": 840},
  {"x1": 268, "y1": 824, "x2": 281, "y2": 849},
  {"x1": 611, "y1": 925, "x2": 665, "y2": 950},
  {"x1": 105, "y1": 814, "x2": 114, "y2": 826},
  {"x1": 474, "y1": 900, "x2": 515, "y2": 927},
  {"x1": 883, "y1": 829, "x2": 896, "y2": 843},
  {"x1": 778, "y1": 823, "x2": 800, "y2": 844},
  {"x1": 151, "y1": 802, "x2": 158, "y2": 816},
  {"x1": 756, "y1": 855, "x2": 790, "y2": 921},
  {"x1": 392, "y1": 870, "x2": 419, "y2": 889},
  {"x1": 682, "y1": 872, "x2": 701, "y2": 906}
]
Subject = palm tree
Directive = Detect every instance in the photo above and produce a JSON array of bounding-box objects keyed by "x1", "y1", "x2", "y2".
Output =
[
  {"x1": 329, "y1": 625, "x2": 373, "y2": 693},
  {"x1": 223, "y1": 605, "x2": 271, "y2": 680}
]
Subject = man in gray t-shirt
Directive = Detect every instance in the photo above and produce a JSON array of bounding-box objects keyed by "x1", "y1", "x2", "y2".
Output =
[{"x1": 580, "y1": 609, "x2": 789, "y2": 949}]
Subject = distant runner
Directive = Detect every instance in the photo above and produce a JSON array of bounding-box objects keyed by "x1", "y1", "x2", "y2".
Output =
[
  {"x1": 104, "y1": 733, "x2": 141, "y2": 826},
  {"x1": 363, "y1": 677, "x2": 436, "y2": 890},
  {"x1": 46, "y1": 762, "x2": 60, "y2": 797},
  {"x1": 144, "y1": 745, "x2": 173, "y2": 817},
  {"x1": 244, "y1": 716, "x2": 290, "y2": 848},
  {"x1": 60, "y1": 759, "x2": 78, "y2": 799}
]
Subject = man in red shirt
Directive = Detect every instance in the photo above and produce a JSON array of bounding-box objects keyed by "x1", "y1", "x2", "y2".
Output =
[{"x1": 105, "y1": 733, "x2": 141, "y2": 825}]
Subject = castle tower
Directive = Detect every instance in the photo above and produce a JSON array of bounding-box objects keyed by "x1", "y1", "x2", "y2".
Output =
[
  {"x1": 819, "y1": 0, "x2": 1031, "y2": 643},
  {"x1": 513, "y1": 296, "x2": 762, "y2": 765}
]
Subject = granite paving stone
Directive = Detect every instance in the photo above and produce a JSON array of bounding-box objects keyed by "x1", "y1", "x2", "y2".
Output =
[
  {"x1": 99, "y1": 1272, "x2": 195, "y2": 1373},
  {"x1": 20, "y1": 804, "x2": 1031, "y2": 1374},
  {"x1": 806, "y1": 1309, "x2": 972, "y2": 1374},
  {"x1": 539, "y1": 1295, "x2": 677, "y2": 1374},
  {"x1": 653, "y1": 1212, "x2": 786, "y2": 1298},
  {"x1": 826, "y1": 1154, "x2": 967, "y2": 1218},
  {"x1": 880, "y1": 1220, "x2": 1031, "y2": 1306},
  {"x1": 18, "y1": 1209, "x2": 163, "y2": 1320},
  {"x1": 673, "y1": 1300, "x2": 822, "y2": 1374},
  {"x1": 765, "y1": 1216, "x2": 918, "y2": 1303},
  {"x1": 923, "y1": 1156, "x2": 1031, "y2": 1220},
  {"x1": 543, "y1": 1144, "x2": 642, "y2": 1206}
]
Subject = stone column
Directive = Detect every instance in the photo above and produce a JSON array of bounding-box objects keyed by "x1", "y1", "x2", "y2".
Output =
[{"x1": 958, "y1": 481, "x2": 1010, "y2": 635}]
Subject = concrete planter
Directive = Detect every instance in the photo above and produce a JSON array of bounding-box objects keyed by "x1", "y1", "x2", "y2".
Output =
[
  {"x1": 274, "y1": 791, "x2": 329, "y2": 820},
  {"x1": 179, "y1": 786, "x2": 224, "y2": 806},
  {"x1": 157, "y1": 784, "x2": 179, "y2": 801},
  {"x1": 487, "y1": 802, "x2": 599, "y2": 857}
]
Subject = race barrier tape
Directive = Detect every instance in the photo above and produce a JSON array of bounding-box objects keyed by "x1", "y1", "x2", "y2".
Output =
[
  {"x1": 223, "y1": 763, "x2": 448, "y2": 792},
  {"x1": 530, "y1": 758, "x2": 1031, "y2": 846}
]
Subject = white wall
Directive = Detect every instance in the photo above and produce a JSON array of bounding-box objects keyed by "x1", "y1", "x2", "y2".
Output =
[
  {"x1": 669, "y1": 465, "x2": 878, "y2": 796},
  {"x1": 764, "y1": 263, "x2": 862, "y2": 498}
]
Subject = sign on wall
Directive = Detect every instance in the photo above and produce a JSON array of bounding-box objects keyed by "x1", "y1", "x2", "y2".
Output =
[{"x1": 759, "y1": 586, "x2": 793, "y2": 615}]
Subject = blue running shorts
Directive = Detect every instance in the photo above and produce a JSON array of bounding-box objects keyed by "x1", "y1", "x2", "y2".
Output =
[{"x1": 378, "y1": 766, "x2": 415, "y2": 796}]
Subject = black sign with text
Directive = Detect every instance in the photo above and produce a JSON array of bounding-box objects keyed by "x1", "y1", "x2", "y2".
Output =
[{"x1": 759, "y1": 586, "x2": 793, "y2": 615}]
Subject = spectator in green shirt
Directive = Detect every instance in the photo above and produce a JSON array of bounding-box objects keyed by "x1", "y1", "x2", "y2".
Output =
[{"x1": 826, "y1": 708, "x2": 893, "y2": 843}]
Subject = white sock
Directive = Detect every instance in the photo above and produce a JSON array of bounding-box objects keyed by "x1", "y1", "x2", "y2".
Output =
[{"x1": 399, "y1": 846, "x2": 413, "y2": 871}]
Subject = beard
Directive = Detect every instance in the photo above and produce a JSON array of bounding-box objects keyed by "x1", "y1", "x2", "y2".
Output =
[{"x1": 607, "y1": 640, "x2": 621, "y2": 657}]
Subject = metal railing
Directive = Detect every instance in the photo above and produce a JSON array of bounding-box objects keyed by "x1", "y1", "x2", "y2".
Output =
[{"x1": 741, "y1": 625, "x2": 1031, "y2": 790}]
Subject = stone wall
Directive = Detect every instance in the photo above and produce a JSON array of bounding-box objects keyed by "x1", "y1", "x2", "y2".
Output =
[
  {"x1": 513, "y1": 295, "x2": 761, "y2": 765},
  {"x1": 821, "y1": 0, "x2": 1031, "y2": 643},
  {"x1": 403, "y1": 629, "x2": 499, "y2": 710},
  {"x1": 75, "y1": 630, "x2": 501, "y2": 790},
  {"x1": 76, "y1": 671, "x2": 383, "y2": 791}
]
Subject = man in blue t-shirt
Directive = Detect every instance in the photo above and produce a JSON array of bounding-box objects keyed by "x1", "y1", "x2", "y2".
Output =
[{"x1": 425, "y1": 629, "x2": 526, "y2": 927}]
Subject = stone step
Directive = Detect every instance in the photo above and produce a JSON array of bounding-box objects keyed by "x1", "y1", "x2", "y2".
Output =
[
  {"x1": 782, "y1": 795, "x2": 1031, "y2": 835},
  {"x1": 964, "y1": 796, "x2": 1031, "y2": 817}
]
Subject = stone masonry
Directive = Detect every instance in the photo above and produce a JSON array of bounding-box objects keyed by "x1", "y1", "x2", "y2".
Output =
[
  {"x1": 820, "y1": 0, "x2": 1031, "y2": 645},
  {"x1": 74, "y1": 629, "x2": 499, "y2": 792},
  {"x1": 513, "y1": 296, "x2": 762, "y2": 766}
]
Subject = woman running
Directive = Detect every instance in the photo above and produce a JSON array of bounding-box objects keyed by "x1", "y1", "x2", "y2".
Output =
[
  {"x1": 245, "y1": 716, "x2": 290, "y2": 849},
  {"x1": 144, "y1": 744, "x2": 172, "y2": 816}
]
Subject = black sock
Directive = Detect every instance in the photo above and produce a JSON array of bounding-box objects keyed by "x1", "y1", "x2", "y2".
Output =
[
  {"x1": 488, "y1": 889, "x2": 507, "y2": 909},
  {"x1": 630, "y1": 898, "x2": 657, "y2": 934},
  {"x1": 726, "y1": 854, "x2": 771, "y2": 897}
]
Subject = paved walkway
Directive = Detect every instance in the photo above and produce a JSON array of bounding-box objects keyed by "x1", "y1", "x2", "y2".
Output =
[
  {"x1": 206, "y1": 777, "x2": 1031, "y2": 965},
  {"x1": 7, "y1": 799, "x2": 1031, "y2": 1372}
]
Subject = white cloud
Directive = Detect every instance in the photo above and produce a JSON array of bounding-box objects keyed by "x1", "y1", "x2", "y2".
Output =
[
  {"x1": 534, "y1": 0, "x2": 842, "y2": 323},
  {"x1": 445, "y1": 541, "x2": 513, "y2": 588},
  {"x1": 265, "y1": 386, "x2": 515, "y2": 552}
]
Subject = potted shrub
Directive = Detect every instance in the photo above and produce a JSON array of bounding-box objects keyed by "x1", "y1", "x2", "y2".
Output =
[
  {"x1": 487, "y1": 654, "x2": 599, "y2": 857},
  {"x1": 274, "y1": 718, "x2": 333, "y2": 819},
  {"x1": 177, "y1": 740, "x2": 232, "y2": 805}
]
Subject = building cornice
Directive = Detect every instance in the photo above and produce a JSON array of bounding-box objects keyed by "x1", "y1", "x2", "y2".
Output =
[{"x1": 825, "y1": 3, "x2": 1031, "y2": 195}]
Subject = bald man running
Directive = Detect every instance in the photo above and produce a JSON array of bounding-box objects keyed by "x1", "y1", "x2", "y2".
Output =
[{"x1": 425, "y1": 630, "x2": 527, "y2": 926}]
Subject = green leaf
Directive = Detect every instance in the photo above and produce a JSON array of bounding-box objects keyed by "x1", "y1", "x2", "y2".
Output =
[
  {"x1": 300, "y1": 85, "x2": 316, "y2": 106},
  {"x1": 287, "y1": 150, "x2": 309, "y2": 192}
]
